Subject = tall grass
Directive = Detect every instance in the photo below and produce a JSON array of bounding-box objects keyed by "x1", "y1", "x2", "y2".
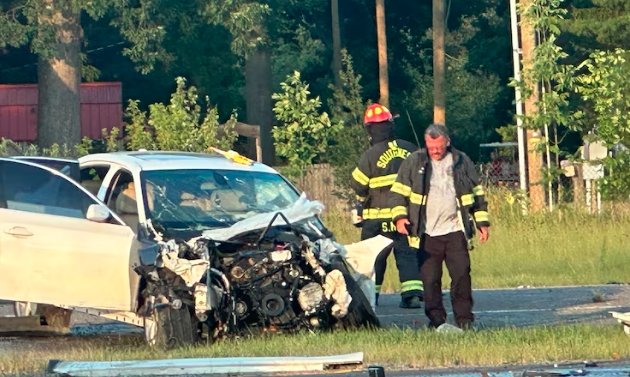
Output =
[
  {"x1": 323, "y1": 188, "x2": 630, "y2": 291},
  {"x1": 2, "y1": 325, "x2": 628, "y2": 375}
]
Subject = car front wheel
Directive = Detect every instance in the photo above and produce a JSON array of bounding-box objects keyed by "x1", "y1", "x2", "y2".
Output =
[{"x1": 144, "y1": 304, "x2": 198, "y2": 348}]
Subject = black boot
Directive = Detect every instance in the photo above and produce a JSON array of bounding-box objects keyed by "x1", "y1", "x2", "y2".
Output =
[{"x1": 399, "y1": 296, "x2": 422, "y2": 309}]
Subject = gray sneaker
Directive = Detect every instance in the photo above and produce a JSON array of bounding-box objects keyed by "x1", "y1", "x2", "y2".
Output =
[{"x1": 436, "y1": 323, "x2": 464, "y2": 333}]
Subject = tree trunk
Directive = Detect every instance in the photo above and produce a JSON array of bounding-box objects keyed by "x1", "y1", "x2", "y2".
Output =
[
  {"x1": 432, "y1": 0, "x2": 446, "y2": 124},
  {"x1": 245, "y1": 48, "x2": 274, "y2": 165},
  {"x1": 375, "y1": 0, "x2": 389, "y2": 108},
  {"x1": 37, "y1": 0, "x2": 82, "y2": 148},
  {"x1": 331, "y1": 0, "x2": 342, "y2": 87}
]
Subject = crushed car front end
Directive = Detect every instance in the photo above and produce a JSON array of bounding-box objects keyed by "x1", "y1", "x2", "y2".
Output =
[{"x1": 127, "y1": 161, "x2": 379, "y2": 347}]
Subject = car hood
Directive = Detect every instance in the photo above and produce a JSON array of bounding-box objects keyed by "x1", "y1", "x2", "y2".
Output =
[{"x1": 197, "y1": 193, "x2": 325, "y2": 242}]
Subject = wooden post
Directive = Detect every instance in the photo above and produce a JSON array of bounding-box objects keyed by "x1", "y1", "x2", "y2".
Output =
[
  {"x1": 375, "y1": 0, "x2": 389, "y2": 108},
  {"x1": 433, "y1": 0, "x2": 446, "y2": 124},
  {"x1": 232, "y1": 122, "x2": 262, "y2": 162},
  {"x1": 519, "y1": 0, "x2": 545, "y2": 211},
  {"x1": 219, "y1": 122, "x2": 262, "y2": 162}
]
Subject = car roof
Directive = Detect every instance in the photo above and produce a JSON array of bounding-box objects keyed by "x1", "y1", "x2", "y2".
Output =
[
  {"x1": 12, "y1": 156, "x2": 78, "y2": 163},
  {"x1": 79, "y1": 151, "x2": 278, "y2": 174}
]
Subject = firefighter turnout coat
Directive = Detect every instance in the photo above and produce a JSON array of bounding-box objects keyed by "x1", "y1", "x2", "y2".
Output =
[
  {"x1": 389, "y1": 147, "x2": 490, "y2": 248},
  {"x1": 352, "y1": 138, "x2": 423, "y2": 299},
  {"x1": 351, "y1": 139, "x2": 417, "y2": 227}
]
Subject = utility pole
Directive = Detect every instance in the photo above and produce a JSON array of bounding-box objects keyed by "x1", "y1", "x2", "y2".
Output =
[
  {"x1": 509, "y1": 0, "x2": 528, "y2": 196},
  {"x1": 375, "y1": 0, "x2": 389, "y2": 108},
  {"x1": 518, "y1": 0, "x2": 545, "y2": 211},
  {"x1": 433, "y1": 0, "x2": 446, "y2": 124},
  {"x1": 331, "y1": 0, "x2": 342, "y2": 87}
]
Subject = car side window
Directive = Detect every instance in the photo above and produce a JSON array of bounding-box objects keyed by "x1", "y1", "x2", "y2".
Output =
[
  {"x1": 80, "y1": 165, "x2": 110, "y2": 196},
  {"x1": 107, "y1": 171, "x2": 140, "y2": 232},
  {"x1": 0, "y1": 160, "x2": 96, "y2": 219}
]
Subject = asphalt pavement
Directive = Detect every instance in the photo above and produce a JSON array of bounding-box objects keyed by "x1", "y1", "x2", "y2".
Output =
[{"x1": 376, "y1": 283, "x2": 630, "y2": 330}]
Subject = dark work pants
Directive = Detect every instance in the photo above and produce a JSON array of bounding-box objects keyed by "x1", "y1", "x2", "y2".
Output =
[
  {"x1": 420, "y1": 231, "x2": 474, "y2": 327},
  {"x1": 361, "y1": 220, "x2": 423, "y2": 299}
]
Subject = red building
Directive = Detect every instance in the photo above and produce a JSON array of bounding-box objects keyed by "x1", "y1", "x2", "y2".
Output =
[{"x1": 0, "y1": 82, "x2": 122, "y2": 142}]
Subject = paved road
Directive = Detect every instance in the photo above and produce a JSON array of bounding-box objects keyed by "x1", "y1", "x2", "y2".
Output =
[
  {"x1": 1, "y1": 284, "x2": 629, "y2": 336},
  {"x1": 376, "y1": 283, "x2": 630, "y2": 330},
  {"x1": 66, "y1": 284, "x2": 630, "y2": 333}
]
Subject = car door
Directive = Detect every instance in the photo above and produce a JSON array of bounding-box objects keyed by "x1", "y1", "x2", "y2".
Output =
[{"x1": 0, "y1": 158, "x2": 137, "y2": 311}]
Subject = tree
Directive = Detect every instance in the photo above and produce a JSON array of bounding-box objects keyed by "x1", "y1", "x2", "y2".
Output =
[
  {"x1": 204, "y1": 1, "x2": 275, "y2": 164},
  {"x1": 564, "y1": 0, "x2": 630, "y2": 52},
  {"x1": 400, "y1": 12, "x2": 503, "y2": 158},
  {"x1": 576, "y1": 49, "x2": 630, "y2": 200},
  {"x1": 125, "y1": 77, "x2": 238, "y2": 152},
  {"x1": 36, "y1": 1, "x2": 82, "y2": 148},
  {"x1": 0, "y1": 0, "x2": 170, "y2": 148},
  {"x1": 272, "y1": 71, "x2": 342, "y2": 180},
  {"x1": 516, "y1": 0, "x2": 578, "y2": 211}
]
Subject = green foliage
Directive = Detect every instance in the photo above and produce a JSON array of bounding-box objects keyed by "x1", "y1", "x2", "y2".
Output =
[
  {"x1": 564, "y1": 0, "x2": 630, "y2": 50},
  {"x1": 326, "y1": 50, "x2": 369, "y2": 202},
  {"x1": 576, "y1": 49, "x2": 630, "y2": 146},
  {"x1": 203, "y1": 1, "x2": 270, "y2": 58},
  {"x1": 575, "y1": 48, "x2": 630, "y2": 199},
  {"x1": 80, "y1": 52, "x2": 101, "y2": 82},
  {"x1": 272, "y1": 71, "x2": 342, "y2": 180},
  {"x1": 600, "y1": 150, "x2": 630, "y2": 200},
  {"x1": 111, "y1": 1, "x2": 170, "y2": 74},
  {"x1": 0, "y1": 1, "x2": 171, "y2": 74},
  {"x1": 125, "y1": 100, "x2": 156, "y2": 151},
  {"x1": 271, "y1": 24, "x2": 326, "y2": 87},
  {"x1": 514, "y1": 0, "x2": 580, "y2": 190},
  {"x1": 0, "y1": 138, "x2": 85, "y2": 158},
  {"x1": 124, "y1": 77, "x2": 238, "y2": 152},
  {"x1": 517, "y1": 0, "x2": 577, "y2": 129},
  {"x1": 102, "y1": 127, "x2": 123, "y2": 152},
  {"x1": 0, "y1": 5, "x2": 31, "y2": 49}
]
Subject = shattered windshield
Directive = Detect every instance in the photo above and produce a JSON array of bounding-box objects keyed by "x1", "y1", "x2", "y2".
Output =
[{"x1": 141, "y1": 169, "x2": 300, "y2": 232}]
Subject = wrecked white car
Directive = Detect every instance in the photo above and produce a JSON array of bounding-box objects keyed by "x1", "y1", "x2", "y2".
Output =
[{"x1": 0, "y1": 151, "x2": 382, "y2": 347}]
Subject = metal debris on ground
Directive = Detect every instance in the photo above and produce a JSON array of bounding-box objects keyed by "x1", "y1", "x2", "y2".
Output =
[
  {"x1": 47, "y1": 352, "x2": 364, "y2": 376},
  {"x1": 610, "y1": 311, "x2": 630, "y2": 335}
]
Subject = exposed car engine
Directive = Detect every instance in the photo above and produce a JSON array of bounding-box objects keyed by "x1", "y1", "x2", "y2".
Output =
[{"x1": 136, "y1": 213, "x2": 379, "y2": 347}]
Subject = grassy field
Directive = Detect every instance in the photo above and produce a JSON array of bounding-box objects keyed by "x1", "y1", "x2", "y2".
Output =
[
  {"x1": 324, "y1": 188, "x2": 630, "y2": 292},
  {"x1": 2, "y1": 325, "x2": 629, "y2": 375}
]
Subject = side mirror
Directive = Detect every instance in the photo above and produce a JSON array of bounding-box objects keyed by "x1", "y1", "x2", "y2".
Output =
[{"x1": 86, "y1": 204, "x2": 111, "y2": 223}]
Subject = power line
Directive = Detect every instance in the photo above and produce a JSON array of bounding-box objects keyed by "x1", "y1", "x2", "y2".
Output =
[{"x1": 0, "y1": 41, "x2": 126, "y2": 73}]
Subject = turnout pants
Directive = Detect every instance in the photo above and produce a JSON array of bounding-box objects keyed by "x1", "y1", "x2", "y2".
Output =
[
  {"x1": 361, "y1": 220, "x2": 423, "y2": 299},
  {"x1": 420, "y1": 231, "x2": 474, "y2": 327}
]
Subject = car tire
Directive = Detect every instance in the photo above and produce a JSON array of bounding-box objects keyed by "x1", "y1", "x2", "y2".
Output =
[
  {"x1": 145, "y1": 305, "x2": 198, "y2": 348},
  {"x1": 36, "y1": 304, "x2": 72, "y2": 329},
  {"x1": 330, "y1": 256, "x2": 380, "y2": 329}
]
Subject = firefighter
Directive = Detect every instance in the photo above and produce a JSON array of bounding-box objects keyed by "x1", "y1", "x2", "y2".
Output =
[{"x1": 351, "y1": 103, "x2": 424, "y2": 309}]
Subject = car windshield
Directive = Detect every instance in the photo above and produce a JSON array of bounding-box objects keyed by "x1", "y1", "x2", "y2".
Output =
[{"x1": 141, "y1": 169, "x2": 300, "y2": 232}]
